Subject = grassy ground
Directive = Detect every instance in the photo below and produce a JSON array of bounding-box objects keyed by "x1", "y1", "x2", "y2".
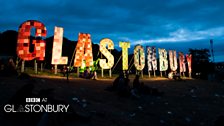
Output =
[{"x1": 0, "y1": 73, "x2": 224, "y2": 126}]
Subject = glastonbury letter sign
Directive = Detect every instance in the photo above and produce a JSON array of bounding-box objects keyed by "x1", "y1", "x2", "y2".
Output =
[
  {"x1": 99, "y1": 38, "x2": 114, "y2": 69},
  {"x1": 16, "y1": 20, "x2": 192, "y2": 76},
  {"x1": 17, "y1": 20, "x2": 46, "y2": 61},
  {"x1": 51, "y1": 26, "x2": 68, "y2": 65}
]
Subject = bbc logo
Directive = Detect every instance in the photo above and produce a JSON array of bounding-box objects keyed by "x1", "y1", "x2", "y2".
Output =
[{"x1": 26, "y1": 98, "x2": 41, "y2": 103}]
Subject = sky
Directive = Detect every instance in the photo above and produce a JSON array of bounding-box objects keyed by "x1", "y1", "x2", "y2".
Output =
[{"x1": 0, "y1": 0, "x2": 223, "y2": 62}]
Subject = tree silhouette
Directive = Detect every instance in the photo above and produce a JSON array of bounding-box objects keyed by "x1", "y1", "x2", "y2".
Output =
[{"x1": 189, "y1": 48, "x2": 213, "y2": 79}]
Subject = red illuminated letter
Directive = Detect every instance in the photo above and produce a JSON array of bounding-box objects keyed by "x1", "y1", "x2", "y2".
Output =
[{"x1": 17, "y1": 20, "x2": 47, "y2": 61}]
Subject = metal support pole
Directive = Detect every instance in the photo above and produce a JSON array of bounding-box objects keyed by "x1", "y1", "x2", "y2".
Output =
[
  {"x1": 77, "y1": 67, "x2": 79, "y2": 77},
  {"x1": 41, "y1": 63, "x2": 43, "y2": 72},
  {"x1": 54, "y1": 65, "x2": 57, "y2": 74},
  {"x1": 109, "y1": 69, "x2": 112, "y2": 78},
  {"x1": 101, "y1": 68, "x2": 104, "y2": 78},
  {"x1": 34, "y1": 60, "x2": 37, "y2": 74},
  {"x1": 21, "y1": 60, "x2": 25, "y2": 72},
  {"x1": 141, "y1": 70, "x2": 143, "y2": 78}
]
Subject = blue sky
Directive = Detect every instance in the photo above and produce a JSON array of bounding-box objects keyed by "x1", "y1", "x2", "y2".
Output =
[{"x1": 0, "y1": 0, "x2": 223, "y2": 62}]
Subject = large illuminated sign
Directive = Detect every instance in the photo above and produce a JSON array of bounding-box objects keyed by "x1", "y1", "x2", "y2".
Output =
[
  {"x1": 16, "y1": 20, "x2": 194, "y2": 77},
  {"x1": 17, "y1": 20, "x2": 47, "y2": 61},
  {"x1": 51, "y1": 26, "x2": 68, "y2": 65},
  {"x1": 134, "y1": 45, "x2": 145, "y2": 71},
  {"x1": 147, "y1": 46, "x2": 157, "y2": 71},
  {"x1": 74, "y1": 33, "x2": 93, "y2": 67},
  {"x1": 169, "y1": 50, "x2": 177, "y2": 71},
  {"x1": 119, "y1": 42, "x2": 130, "y2": 70},
  {"x1": 159, "y1": 48, "x2": 168, "y2": 71},
  {"x1": 99, "y1": 38, "x2": 114, "y2": 69}
]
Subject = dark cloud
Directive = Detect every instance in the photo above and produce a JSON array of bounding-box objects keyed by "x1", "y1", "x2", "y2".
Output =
[{"x1": 0, "y1": 0, "x2": 223, "y2": 61}]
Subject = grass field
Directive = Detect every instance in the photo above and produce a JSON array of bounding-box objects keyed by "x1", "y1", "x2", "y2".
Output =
[{"x1": 0, "y1": 73, "x2": 224, "y2": 126}]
